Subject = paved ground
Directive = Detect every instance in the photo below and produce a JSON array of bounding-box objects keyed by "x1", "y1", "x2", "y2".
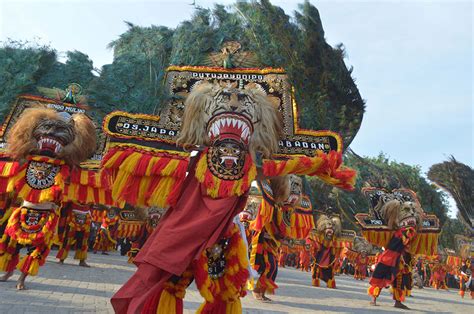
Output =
[{"x1": 0, "y1": 250, "x2": 472, "y2": 313}]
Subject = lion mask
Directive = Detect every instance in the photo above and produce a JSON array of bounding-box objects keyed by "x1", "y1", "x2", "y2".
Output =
[
  {"x1": 353, "y1": 236, "x2": 374, "y2": 256},
  {"x1": 379, "y1": 199, "x2": 423, "y2": 230},
  {"x1": 269, "y1": 174, "x2": 303, "y2": 206},
  {"x1": 177, "y1": 81, "x2": 282, "y2": 160},
  {"x1": 7, "y1": 108, "x2": 96, "y2": 166},
  {"x1": 316, "y1": 214, "x2": 342, "y2": 241}
]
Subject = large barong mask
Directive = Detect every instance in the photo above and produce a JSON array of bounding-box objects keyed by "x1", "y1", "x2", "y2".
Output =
[
  {"x1": 316, "y1": 214, "x2": 342, "y2": 241},
  {"x1": 353, "y1": 236, "x2": 375, "y2": 257},
  {"x1": 356, "y1": 188, "x2": 440, "y2": 256},
  {"x1": 7, "y1": 108, "x2": 96, "y2": 166},
  {"x1": 363, "y1": 188, "x2": 423, "y2": 230},
  {"x1": 267, "y1": 174, "x2": 303, "y2": 206},
  {"x1": 177, "y1": 81, "x2": 281, "y2": 161}
]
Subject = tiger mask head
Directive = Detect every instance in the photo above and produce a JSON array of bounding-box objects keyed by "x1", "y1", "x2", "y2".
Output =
[
  {"x1": 177, "y1": 81, "x2": 282, "y2": 160},
  {"x1": 269, "y1": 174, "x2": 303, "y2": 206},
  {"x1": 7, "y1": 108, "x2": 96, "y2": 166},
  {"x1": 381, "y1": 199, "x2": 423, "y2": 230},
  {"x1": 316, "y1": 214, "x2": 342, "y2": 241}
]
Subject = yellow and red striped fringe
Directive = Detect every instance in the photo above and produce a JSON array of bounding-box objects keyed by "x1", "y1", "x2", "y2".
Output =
[
  {"x1": 63, "y1": 168, "x2": 113, "y2": 206},
  {"x1": 276, "y1": 207, "x2": 314, "y2": 240},
  {"x1": 0, "y1": 161, "x2": 21, "y2": 194},
  {"x1": 362, "y1": 230, "x2": 438, "y2": 256},
  {"x1": 3, "y1": 206, "x2": 59, "y2": 246},
  {"x1": 446, "y1": 255, "x2": 462, "y2": 267},
  {"x1": 262, "y1": 151, "x2": 356, "y2": 191},
  {"x1": 116, "y1": 221, "x2": 145, "y2": 238},
  {"x1": 250, "y1": 202, "x2": 274, "y2": 233},
  {"x1": 101, "y1": 145, "x2": 189, "y2": 208}
]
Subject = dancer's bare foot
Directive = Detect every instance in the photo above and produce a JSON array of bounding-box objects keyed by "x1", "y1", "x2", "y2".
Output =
[
  {"x1": 252, "y1": 290, "x2": 264, "y2": 301},
  {"x1": 394, "y1": 301, "x2": 409, "y2": 310},
  {"x1": 58, "y1": 259, "x2": 64, "y2": 264},
  {"x1": 262, "y1": 295, "x2": 273, "y2": 303},
  {"x1": 79, "y1": 260, "x2": 90, "y2": 267},
  {"x1": 370, "y1": 297, "x2": 377, "y2": 306},
  {"x1": 0, "y1": 271, "x2": 14, "y2": 282},
  {"x1": 16, "y1": 273, "x2": 27, "y2": 290}
]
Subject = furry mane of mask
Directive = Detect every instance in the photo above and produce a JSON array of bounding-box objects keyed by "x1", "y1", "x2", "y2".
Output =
[
  {"x1": 316, "y1": 214, "x2": 342, "y2": 241},
  {"x1": 363, "y1": 187, "x2": 424, "y2": 230},
  {"x1": 454, "y1": 235, "x2": 473, "y2": 260},
  {"x1": 176, "y1": 80, "x2": 282, "y2": 159},
  {"x1": 459, "y1": 244, "x2": 472, "y2": 260},
  {"x1": 353, "y1": 236, "x2": 374, "y2": 256},
  {"x1": 7, "y1": 108, "x2": 96, "y2": 166},
  {"x1": 268, "y1": 174, "x2": 303, "y2": 206}
]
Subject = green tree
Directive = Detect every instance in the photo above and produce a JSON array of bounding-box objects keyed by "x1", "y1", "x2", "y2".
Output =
[
  {"x1": 0, "y1": 40, "x2": 56, "y2": 120},
  {"x1": 38, "y1": 50, "x2": 95, "y2": 89},
  {"x1": 0, "y1": 40, "x2": 97, "y2": 122},
  {"x1": 87, "y1": 53, "x2": 160, "y2": 116}
]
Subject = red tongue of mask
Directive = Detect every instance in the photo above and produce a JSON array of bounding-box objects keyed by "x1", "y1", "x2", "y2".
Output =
[
  {"x1": 38, "y1": 137, "x2": 62, "y2": 156},
  {"x1": 224, "y1": 158, "x2": 234, "y2": 168},
  {"x1": 39, "y1": 141, "x2": 56, "y2": 153}
]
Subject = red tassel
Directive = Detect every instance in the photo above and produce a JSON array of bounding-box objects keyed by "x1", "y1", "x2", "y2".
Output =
[
  {"x1": 134, "y1": 154, "x2": 153, "y2": 176},
  {"x1": 19, "y1": 255, "x2": 34, "y2": 274}
]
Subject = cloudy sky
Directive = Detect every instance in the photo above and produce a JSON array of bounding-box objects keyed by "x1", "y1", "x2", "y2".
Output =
[{"x1": 1, "y1": 0, "x2": 472, "y2": 214}]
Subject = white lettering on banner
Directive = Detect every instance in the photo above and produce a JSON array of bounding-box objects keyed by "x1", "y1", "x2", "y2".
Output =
[{"x1": 191, "y1": 72, "x2": 264, "y2": 81}]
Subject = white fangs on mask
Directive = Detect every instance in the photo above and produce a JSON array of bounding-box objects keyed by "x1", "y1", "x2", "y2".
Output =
[
  {"x1": 400, "y1": 216, "x2": 417, "y2": 227},
  {"x1": 37, "y1": 137, "x2": 63, "y2": 154},
  {"x1": 207, "y1": 115, "x2": 252, "y2": 142}
]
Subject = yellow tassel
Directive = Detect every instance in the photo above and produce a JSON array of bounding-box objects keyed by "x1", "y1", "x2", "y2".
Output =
[
  {"x1": 120, "y1": 152, "x2": 142, "y2": 172},
  {"x1": 103, "y1": 151, "x2": 122, "y2": 170},
  {"x1": 137, "y1": 176, "x2": 151, "y2": 206},
  {"x1": 195, "y1": 154, "x2": 208, "y2": 183},
  {"x1": 74, "y1": 250, "x2": 87, "y2": 261},
  {"x1": 0, "y1": 253, "x2": 12, "y2": 271},
  {"x1": 156, "y1": 289, "x2": 177, "y2": 314},
  {"x1": 80, "y1": 170, "x2": 89, "y2": 185},
  {"x1": 247, "y1": 278, "x2": 255, "y2": 291},
  {"x1": 0, "y1": 206, "x2": 13, "y2": 224},
  {"x1": 161, "y1": 160, "x2": 180, "y2": 176},
  {"x1": 16, "y1": 255, "x2": 27, "y2": 270},
  {"x1": 1, "y1": 162, "x2": 14, "y2": 176},
  {"x1": 207, "y1": 176, "x2": 221, "y2": 199},
  {"x1": 28, "y1": 259, "x2": 40, "y2": 276},
  {"x1": 226, "y1": 299, "x2": 242, "y2": 314},
  {"x1": 149, "y1": 178, "x2": 175, "y2": 207}
]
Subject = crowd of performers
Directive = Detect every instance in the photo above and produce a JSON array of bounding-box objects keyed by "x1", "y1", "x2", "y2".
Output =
[{"x1": 0, "y1": 67, "x2": 471, "y2": 314}]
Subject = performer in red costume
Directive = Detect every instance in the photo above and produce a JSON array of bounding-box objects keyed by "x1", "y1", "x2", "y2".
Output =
[
  {"x1": 249, "y1": 175, "x2": 315, "y2": 301},
  {"x1": 309, "y1": 212, "x2": 345, "y2": 289},
  {"x1": 0, "y1": 108, "x2": 96, "y2": 289},
  {"x1": 358, "y1": 188, "x2": 440, "y2": 310},
  {"x1": 431, "y1": 255, "x2": 448, "y2": 290},
  {"x1": 103, "y1": 68, "x2": 355, "y2": 313},
  {"x1": 344, "y1": 237, "x2": 377, "y2": 281},
  {"x1": 56, "y1": 202, "x2": 92, "y2": 267}
]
